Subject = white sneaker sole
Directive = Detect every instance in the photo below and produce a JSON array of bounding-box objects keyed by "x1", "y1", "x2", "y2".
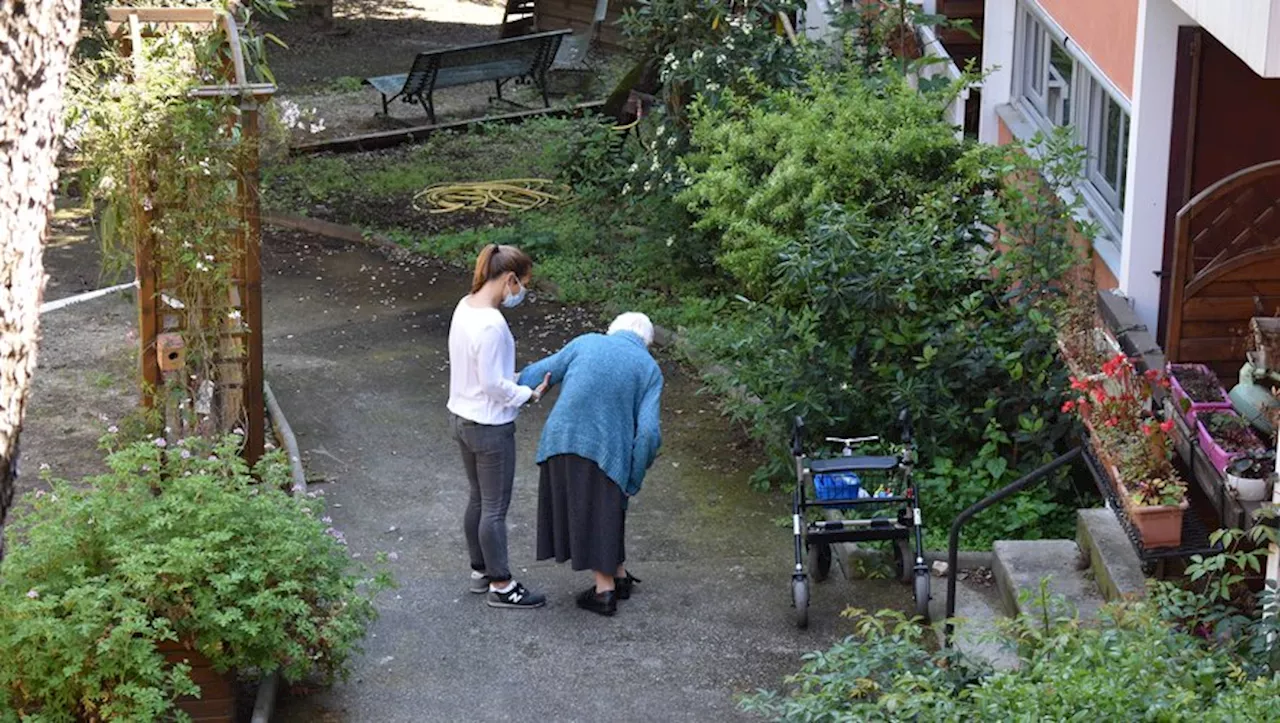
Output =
[{"x1": 486, "y1": 597, "x2": 546, "y2": 609}]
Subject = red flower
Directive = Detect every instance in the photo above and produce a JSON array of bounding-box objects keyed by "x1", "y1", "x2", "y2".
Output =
[
  {"x1": 1062, "y1": 400, "x2": 1076, "y2": 413},
  {"x1": 1160, "y1": 420, "x2": 1174, "y2": 433}
]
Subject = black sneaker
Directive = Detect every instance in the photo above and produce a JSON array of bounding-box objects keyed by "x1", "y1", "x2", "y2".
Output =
[
  {"x1": 615, "y1": 572, "x2": 641, "y2": 600},
  {"x1": 486, "y1": 581, "x2": 546, "y2": 609},
  {"x1": 576, "y1": 586, "x2": 617, "y2": 617}
]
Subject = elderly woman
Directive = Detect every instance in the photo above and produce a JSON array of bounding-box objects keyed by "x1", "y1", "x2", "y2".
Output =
[{"x1": 517, "y1": 312, "x2": 663, "y2": 617}]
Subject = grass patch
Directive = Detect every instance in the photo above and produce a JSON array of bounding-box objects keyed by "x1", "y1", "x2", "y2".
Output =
[{"x1": 263, "y1": 117, "x2": 727, "y2": 329}]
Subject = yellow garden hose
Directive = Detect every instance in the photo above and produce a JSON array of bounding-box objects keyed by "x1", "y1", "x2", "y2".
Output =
[{"x1": 412, "y1": 179, "x2": 570, "y2": 214}]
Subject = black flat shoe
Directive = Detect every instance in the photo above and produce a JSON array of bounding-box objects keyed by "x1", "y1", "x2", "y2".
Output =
[
  {"x1": 615, "y1": 572, "x2": 641, "y2": 600},
  {"x1": 576, "y1": 586, "x2": 617, "y2": 617}
]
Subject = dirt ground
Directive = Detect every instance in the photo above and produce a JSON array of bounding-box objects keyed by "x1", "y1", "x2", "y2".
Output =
[{"x1": 263, "y1": 0, "x2": 622, "y2": 142}]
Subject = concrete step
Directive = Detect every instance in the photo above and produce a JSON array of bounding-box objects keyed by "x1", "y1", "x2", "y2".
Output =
[
  {"x1": 992, "y1": 540, "x2": 1106, "y2": 620},
  {"x1": 931, "y1": 572, "x2": 1020, "y2": 670},
  {"x1": 1076, "y1": 508, "x2": 1147, "y2": 602}
]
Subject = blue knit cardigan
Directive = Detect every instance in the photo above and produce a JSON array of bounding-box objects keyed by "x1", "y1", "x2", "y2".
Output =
[{"x1": 517, "y1": 331, "x2": 663, "y2": 496}]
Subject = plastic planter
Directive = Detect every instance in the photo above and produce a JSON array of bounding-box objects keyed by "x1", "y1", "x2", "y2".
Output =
[
  {"x1": 1193, "y1": 410, "x2": 1264, "y2": 476},
  {"x1": 1167, "y1": 363, "x2": 1233, "y2": 425}
]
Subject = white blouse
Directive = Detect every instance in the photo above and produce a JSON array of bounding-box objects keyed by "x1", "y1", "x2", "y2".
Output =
[{"x1": 446, "y1": 297, "x2": 533, "y2": 425}]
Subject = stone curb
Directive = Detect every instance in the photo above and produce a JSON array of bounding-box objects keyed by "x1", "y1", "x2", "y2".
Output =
[{"x1": 251, "y1": 378, "x2": 309, "y2": 722}]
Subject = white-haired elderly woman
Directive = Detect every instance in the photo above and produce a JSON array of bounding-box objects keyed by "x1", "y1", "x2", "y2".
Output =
[{"x1": 517, "y1": 312, "x2": 663, "y2": 616}]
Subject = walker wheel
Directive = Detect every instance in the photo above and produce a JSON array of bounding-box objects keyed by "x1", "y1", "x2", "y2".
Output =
[
  {"x1": 792, "y1": 576, "x2": 810, "y2": 629},
  {"x1": 811, "y1": 542, "x2": 832, "y2": 582},
  {"x1": 913, "y1": 570, "x2": 931, "y2": 622},
  {"x1": 893, "y1": 538, "x2": 913, "y2": 584}
]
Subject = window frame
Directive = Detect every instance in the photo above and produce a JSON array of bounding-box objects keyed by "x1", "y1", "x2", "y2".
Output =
[{"x1": 1012, "y1": 0, "x2": 1131, "y2": 238}]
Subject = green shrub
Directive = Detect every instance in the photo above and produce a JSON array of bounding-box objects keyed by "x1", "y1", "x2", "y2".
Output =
[
  {"x1": 0, "y1": 435, "x2": 388, "y2": 722},
  {"x1": 679, "y1": 69, "x2": 982, "y2": 295},
  {"x1": 744, "y1": 604, "x2": 1280, "y2": 721}
]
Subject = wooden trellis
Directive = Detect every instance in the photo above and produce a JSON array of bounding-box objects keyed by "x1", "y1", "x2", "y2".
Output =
[{"x1": 106, "y1": 5, "x2": 274, "y2": 464}]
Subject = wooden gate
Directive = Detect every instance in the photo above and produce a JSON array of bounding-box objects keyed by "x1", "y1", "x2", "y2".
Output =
[{"x1": 1165, "y1": 160, "x2": 1280, "y2": 380}]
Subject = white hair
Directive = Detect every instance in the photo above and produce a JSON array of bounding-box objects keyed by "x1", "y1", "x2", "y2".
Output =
[{"x1": 608, "y1": 312, "x2": 654, "y2": 347}]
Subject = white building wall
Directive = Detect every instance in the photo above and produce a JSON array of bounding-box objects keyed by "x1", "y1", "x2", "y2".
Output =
[
  {"x1": 978, "y1": 0, "x2": 1018, "y2": 144},
  {"x1": 1119, "y1": 0, "x2": 1196, "y2": 331}
]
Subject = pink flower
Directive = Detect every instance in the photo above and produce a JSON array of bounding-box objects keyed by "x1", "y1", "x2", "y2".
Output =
[{"x1": 153, "y1": 438, "x2": 167, "y2": 448}]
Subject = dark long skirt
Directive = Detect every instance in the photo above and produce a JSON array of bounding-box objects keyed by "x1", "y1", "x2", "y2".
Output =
[{"x1": 536, "y1": 454, "x2": 626, "y2": 573}]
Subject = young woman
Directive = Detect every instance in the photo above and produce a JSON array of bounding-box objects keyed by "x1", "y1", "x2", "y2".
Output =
[{"x1": 447, "y1": 244, "x2": 550, "y2": 609}]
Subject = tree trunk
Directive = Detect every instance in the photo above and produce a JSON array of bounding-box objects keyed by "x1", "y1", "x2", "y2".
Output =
[{"x1": 0, "y1": 0, "x2": 80, "y2": 559}]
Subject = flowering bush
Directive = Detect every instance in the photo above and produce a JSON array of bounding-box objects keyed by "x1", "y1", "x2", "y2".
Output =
[
  {"x1": 1063, "y1": 354, "x2": 1186, "y2": 506},
  {"x1": 0, "y1": 435, "x2": 389, "y2": 721}
]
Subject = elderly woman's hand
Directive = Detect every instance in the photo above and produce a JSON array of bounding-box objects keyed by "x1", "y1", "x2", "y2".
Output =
[{"x1": 531, "y1": 372, "x2": 551, "y2": 403}]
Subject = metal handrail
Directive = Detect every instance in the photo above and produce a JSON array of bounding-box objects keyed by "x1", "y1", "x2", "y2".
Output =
[{"x1": 942, "y1": 447, "x2": 1083, "y2": 646}]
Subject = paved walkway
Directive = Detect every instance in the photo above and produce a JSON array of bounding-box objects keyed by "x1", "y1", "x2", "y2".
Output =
[{"x1": 23, "y1": 223, "x2": 911, "y2": 722}]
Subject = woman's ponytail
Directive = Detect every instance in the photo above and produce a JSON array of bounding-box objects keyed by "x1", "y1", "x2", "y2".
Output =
[{"x1": 471, "y1": 243, "x2": 532, "y2": 294}]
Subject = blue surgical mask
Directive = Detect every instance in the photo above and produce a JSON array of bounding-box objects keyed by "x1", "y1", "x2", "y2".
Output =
[{"x1": 502, "y1": 279, "x2": 527, "y2": 308}]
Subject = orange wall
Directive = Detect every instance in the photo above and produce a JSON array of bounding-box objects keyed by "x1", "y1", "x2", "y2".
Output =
[{"x1": 1038, "y1": 0, "x2": 1139, "y2": 99}]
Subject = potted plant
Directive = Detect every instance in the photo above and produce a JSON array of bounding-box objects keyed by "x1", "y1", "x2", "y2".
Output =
[
  {"x1": 1166, "y1": 363, "x2": 1233, "y2": 426},
  {"x1": 1064, "y1": 354, "x2": 1188, "y2": 548},
  {"x1": 1194, "y1": 409, "x2": 1265, "y2": 476},
  {"x1": 1225, "y1": 447, "x2": 1275, "y2": 502},
  {"x1": 0, "y1": 434, "x2": 390, "y2": 721}
]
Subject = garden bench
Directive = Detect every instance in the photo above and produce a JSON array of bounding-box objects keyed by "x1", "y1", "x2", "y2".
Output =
[{"x1": 365, "y1": 29, "x2": 571, "y2": 123}]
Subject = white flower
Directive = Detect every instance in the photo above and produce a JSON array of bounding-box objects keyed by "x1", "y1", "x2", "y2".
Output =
[
  {"x1": 716, "y1": 54, "x2": 727, "y2": 65},
  {"x1": 204, "y1": 254, "x2": 215, "y2": 262},
  {"x1": 656, "y1": 125, "x2": 665, "y2": 137},
  {"x1": 667, "y1": 136, "x2": 677, "y2": 148},
  {"x1": 233, "y1": 427, "x2": 244, "y2": 436},
  {"x1": 691, "y1": 50, "x2": 704, "y2": 63},
  {"x1": 621, "y1": 183, "x2": 631, "y2": 195},
  {"x1": 643, "y1": 182, "x2": 652, "y2": 192},
  {"x1": 706, "y1": 82, "x2": 721, "y2": 92},
  {"x1": 663, "y1": 52, "x2": 675, "y2": 67},
  {"x1": 228, "y1": 309, "x2": 242, "y2": 321},
  {"x1": 98, "y1": 175, "x2": 117, "y2": 192},
  {"x1": 107, "y1": 425, "x2": 118, "y2": 433},
  {"x1": 663, "y1": 172, "x2": 673, "y2": 183},
  {"x1": 309, "y1": 121, "x2": 326, "y2": 134},
  {"x1": 26, "y1": 589, "x2": 38, "y2": 600},
  {"x1": 724, "y1": 38, "x2": 734, "y2": 51},
  {"x1": 195, "y1": 262, "x2": 207, "y2": 272},
  {"x1": 670, "y1": 59, "x2": 680, "y2": 71},
  {"x1": 153, "y1": 437, "x2": 167, "y2": 448},
  {"x1": 627, "y1": 162, "x2": 638, "y2": 173},
  {"x1": 650, "y1": 159, "x2": 660, "y2": 171},
  {"x1": 665, "y1": 236, "x2": 675, "y2": 248}
]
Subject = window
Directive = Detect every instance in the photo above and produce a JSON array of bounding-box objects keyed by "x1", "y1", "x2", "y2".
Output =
[{"x1": 1014, "y1": 1, "x2": 1129, "y2": 235}]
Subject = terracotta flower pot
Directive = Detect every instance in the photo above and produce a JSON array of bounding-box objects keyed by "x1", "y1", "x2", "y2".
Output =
[
  {"x1": 1085, "y1": 433, "x2": 1185, "y2": 549},
  {"x1": 158, "y1": 640, "x2": 236, "y2": 723},
  {"x1": 1126, "y1": 501, "x2": 1185, "y2": 549}
]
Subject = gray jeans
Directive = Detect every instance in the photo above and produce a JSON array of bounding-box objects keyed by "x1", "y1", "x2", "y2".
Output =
[{"x1": 451, "y1": 414, "x2": 516, "y2": 582}]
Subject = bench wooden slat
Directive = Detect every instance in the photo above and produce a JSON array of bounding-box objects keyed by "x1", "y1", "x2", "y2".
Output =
[{"x1": 434, "y1": 59, "x2": 532, "y2": 89}]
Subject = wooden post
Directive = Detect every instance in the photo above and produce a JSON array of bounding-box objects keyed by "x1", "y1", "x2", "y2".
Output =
[
  {"x1": 239, "y1": 100, "x2": 265, "y2": 465},
  {"x1": 134, "y1": 162, "x2": 160, "y2": 408}
]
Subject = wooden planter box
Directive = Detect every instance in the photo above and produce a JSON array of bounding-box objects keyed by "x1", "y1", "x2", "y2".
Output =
[{"x1": 158, "y1": 641, "x2": 235, "y2": 723}]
